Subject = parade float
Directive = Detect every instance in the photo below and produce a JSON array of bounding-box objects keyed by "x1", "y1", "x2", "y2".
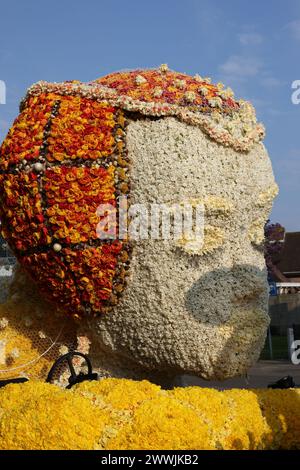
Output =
[{"x1": 0, "y1": 65, "x2": 299, "y2": 450}]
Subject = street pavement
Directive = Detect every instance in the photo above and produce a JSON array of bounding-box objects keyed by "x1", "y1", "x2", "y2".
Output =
[{"x1": 181, "y1": 360, "x2": 300, "y2": 389}]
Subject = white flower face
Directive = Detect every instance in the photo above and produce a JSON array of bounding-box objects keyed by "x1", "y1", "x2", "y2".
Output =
[{"x1": 91, "y1": 117, "x2": 278, "y2": 380}]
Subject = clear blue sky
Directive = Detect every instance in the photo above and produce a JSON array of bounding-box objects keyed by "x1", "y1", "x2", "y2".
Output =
[{"x1": 0, "y1": 0, "x2": 299, "y2": 230}]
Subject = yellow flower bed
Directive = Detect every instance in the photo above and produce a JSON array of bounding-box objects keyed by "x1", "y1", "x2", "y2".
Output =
[{"x1": 0, "y1": 379, "x2": 299, "y2": 450}]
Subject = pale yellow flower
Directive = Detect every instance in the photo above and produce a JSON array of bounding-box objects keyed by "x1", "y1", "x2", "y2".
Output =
[
  {"x1": 0, "y1": 318, "x2": 8, "y2": 330},
  {"x1": 135, "y1": 75, "x2": 147, "y2": 85},
  {"x1": 58, "y1": 345, "x2": 69, "y2": 355},
  {"x1": 159, "y1": 63, "x2": 169, "y2": 73},
  {"x1": 184, "y1": 91, "x2": 196, "y2": 103}
]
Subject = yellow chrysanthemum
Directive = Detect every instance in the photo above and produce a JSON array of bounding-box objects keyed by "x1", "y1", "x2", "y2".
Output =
[
  {"x1": 0, "y1": 381, "x2": 110, "y2": 450},
  {"x1": 0, "y1": 379, "x2": 300, "y2": 450}
]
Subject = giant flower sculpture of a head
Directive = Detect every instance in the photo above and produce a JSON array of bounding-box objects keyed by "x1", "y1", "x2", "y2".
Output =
[{"x1": 0, "y1": 65, "x2": 278, "y2": 383}]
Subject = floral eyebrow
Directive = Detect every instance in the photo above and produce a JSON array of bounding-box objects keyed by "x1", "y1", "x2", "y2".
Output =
[{"x1": 174, "y1": 196, "x2": 234, "y2": 218}]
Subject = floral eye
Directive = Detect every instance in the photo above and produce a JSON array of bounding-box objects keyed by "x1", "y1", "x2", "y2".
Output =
[
  {"x1": 170, "y1": 196, "x2": 232, "y2": 256},
  {"x1": 168, "y1": 196, "x2": 234, "y2": 218},
  {"x1": 176, "y1": 225, "x2": 224, "y2": 256},
  {"x1": 202, "y1": 196, "x2": 234, "y2": 219}
]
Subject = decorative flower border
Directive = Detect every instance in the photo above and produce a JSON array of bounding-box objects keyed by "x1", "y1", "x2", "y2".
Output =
[{"x1": 20, "y1": 66, "x2": 265, "y2": 153}]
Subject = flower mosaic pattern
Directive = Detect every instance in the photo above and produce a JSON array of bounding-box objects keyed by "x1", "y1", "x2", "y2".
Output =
[{"x1": 0, "y1": 93, "x2": 130, "y2": 318}]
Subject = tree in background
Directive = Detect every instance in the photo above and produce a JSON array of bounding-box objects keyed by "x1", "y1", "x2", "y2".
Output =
[{"x1": 264, "y1": 220, "x2": 286, "y2": 282}]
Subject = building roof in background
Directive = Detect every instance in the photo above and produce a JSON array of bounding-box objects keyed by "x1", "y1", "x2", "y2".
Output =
[{"x1": 275, "y1": 232, "x2": 300, "y2": 275}]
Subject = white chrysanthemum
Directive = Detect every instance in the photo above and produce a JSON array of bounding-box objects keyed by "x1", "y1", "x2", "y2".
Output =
[
  {"x1": 59, "y1": 345, "x2": 69, "y2": 355},
  {"x1": 198, "y1": 86, "x2": 209, "y2": 96},
  {"x1": 174, "y1": 79, "x2": 186, "y2": 89},
  {"x1": 208, "y1": 97, "x2": 223, "y2": 108},
  {"x1": 184, "y1": 91, "x2": 196, "y2": 103},
  {"x1": 220, "y1": 87, "x2": 234, "y2": 99},
  {"x1": 135, "y1": 75, "x2": 147, "y2": 85},
  {"x1": 194, "y1": 74, "x2": 203, "y2": 82},
  {"x1": 153, "y1": 87, "x2": 163, "y2": 98},
  {"x1": 159, "y1": 63, "x2": 169, "y2": 73}
]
